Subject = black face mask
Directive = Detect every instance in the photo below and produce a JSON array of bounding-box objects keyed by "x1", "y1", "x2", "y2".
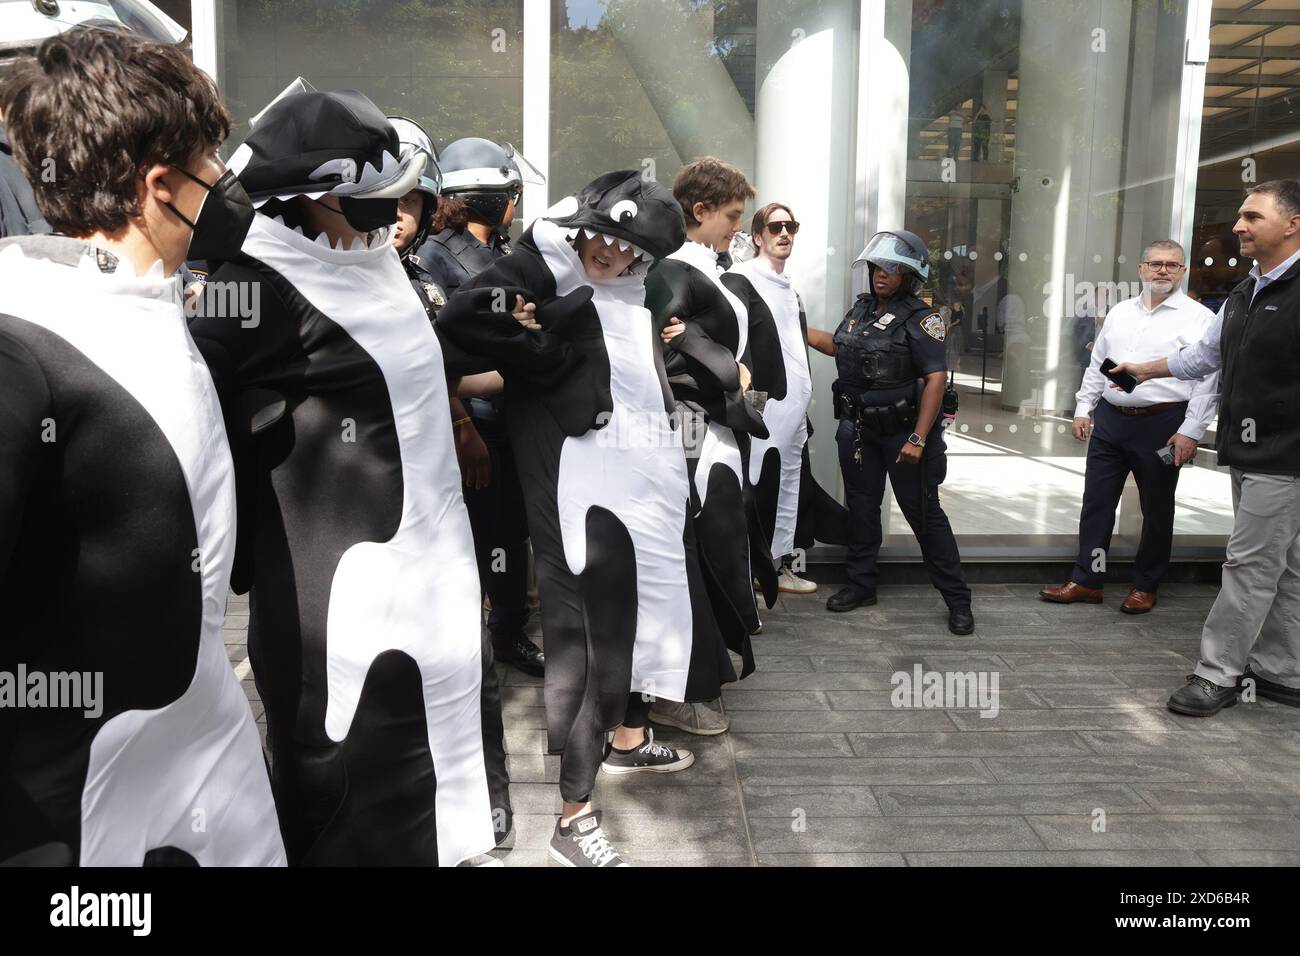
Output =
[
  {"x1": 337, "y1": 195, "x2": 399, "y2": 232},
  {"x1": 164, "y1": 168, "x2": 254, "y2": 262}
]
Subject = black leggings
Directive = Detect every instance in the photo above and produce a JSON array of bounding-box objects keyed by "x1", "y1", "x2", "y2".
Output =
[{"x1": 622, "y1": 692, "x2": 652, "y2": 729}]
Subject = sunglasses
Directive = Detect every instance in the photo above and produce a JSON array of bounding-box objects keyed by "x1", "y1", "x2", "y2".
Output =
[{"x1": 764, "y1": 220, "x2": 800, "y2": 236}]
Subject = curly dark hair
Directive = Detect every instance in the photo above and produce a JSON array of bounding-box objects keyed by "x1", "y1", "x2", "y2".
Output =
[
  {"x1": 672, "y1": 156, "x2": 755, "y2": 226},
  {"x1": 430, "y1": 194, "x2": 471, "y2": 234},
  {"x1": 0, "y1": 25, "x2": 231, "y2": 236}
]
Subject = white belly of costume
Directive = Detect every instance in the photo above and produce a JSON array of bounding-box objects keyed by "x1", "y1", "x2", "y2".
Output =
[
  {"x1": 241, "y1": 216, "x2": 493, "y2": 866},
  {"x1": 732, "y1": 260, "x2": 814, "y2": 561},
  {"x1": 556, "y1": 298, "x2": 694, "y2": 703}
]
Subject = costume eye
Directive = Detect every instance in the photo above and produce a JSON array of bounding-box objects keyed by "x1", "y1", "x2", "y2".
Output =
[{"x1": 610, "y1": 199, "x2": 639, "y2": 223}]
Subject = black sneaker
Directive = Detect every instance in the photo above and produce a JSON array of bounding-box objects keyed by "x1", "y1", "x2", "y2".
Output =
[
  {"x1": 492, "y1": 632, "x2": 544, "y2": 677},
  {"x1": 948, "y1": 606, "x2": 975, "y2": 635},
  {"x1": 1167, "y1": 674, "x2": 1238, "y2": 717},
  {"x1": 600, "y1": 728, "x2": 694, "y2": 776},
  {"x1": 826, "y1": 586, "x2": 877, "y2": 613},
  {"x1": 549, "y1": 810, "x2": 628, "y2": 867}
]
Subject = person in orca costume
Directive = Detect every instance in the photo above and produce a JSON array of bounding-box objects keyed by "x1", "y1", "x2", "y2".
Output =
[
  {"x1": 438, "y1": 171, "x2": 731, "y2": 867},
  {"x1": 0, "y1": 25, "x2": 284, "y2": 866},
  {"x1": 188, "y1": 88, "x2": 495, "y2": 865},
  {"x1": 644, "y1": 156, "x2": 770, "y2": 736},
  {"x1": 388, "y1": 115, "x2": 514, "y2": 847},
  {"x1": 722, "y1": 202, "x2": 848, "y2": 592}
]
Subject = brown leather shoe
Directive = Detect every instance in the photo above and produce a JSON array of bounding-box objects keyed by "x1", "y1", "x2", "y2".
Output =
[
  {"x1": 1039, "y1": 582, "x2": 1103, "y2": 604},
  {"x1": 1120, "y1": 589, "x2": 1157, "y2": 614}
]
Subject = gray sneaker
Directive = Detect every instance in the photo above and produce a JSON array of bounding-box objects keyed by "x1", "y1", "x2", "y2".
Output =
[
  {"x1": 549, "y1": 810, "x2": 629, "y2": 867},
  {"x1": 649, "y1": 699, "x2": 730, "y2": 736}
]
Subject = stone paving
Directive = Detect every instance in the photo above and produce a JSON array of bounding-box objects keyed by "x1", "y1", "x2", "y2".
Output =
[{"x1": 222, "y1": 580, "x2": 1300, "y2": 866}]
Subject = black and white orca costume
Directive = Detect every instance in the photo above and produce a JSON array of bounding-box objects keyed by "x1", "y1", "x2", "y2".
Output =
[
  {"x1": 0, "y1": 236, "x2": 285, "y2": 866},
  {"x1": 437, "y1": 172, "x2": 733, "y2": 802},
  {"x1": 189, "y1": 90, "x2": 494, "y2": 865},
  {"x1": 723, "y1": 258, "x2": 848, "y2": 565},
  {"x1": 646, "y1": 242, "x2": 772, "y2": 675}
]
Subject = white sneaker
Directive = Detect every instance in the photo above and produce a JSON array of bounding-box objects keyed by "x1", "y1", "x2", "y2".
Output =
[
  {"x1": 778, "y1": 567, "x2": 818, "y2": 594},
  {"x1": 649, "y1": 700, "x2": 730, "y2": 736}
]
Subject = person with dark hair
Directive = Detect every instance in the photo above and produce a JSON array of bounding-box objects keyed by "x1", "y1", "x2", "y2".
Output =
[
  {"x1": 415, "y1": 136, "x2": 544, "y2": 679},
  {"x1": 722, "y1": 202, "x2": 847, "y2": 596},
  {"x1": 813, "y1": 230, "x2": 974, "y2": 636},
  {"x1": 1114, "y1": 180, "x2": 1300, "y2": 717},
  {"x1": 0, "y1": 23, "x2": 284, "y2": 866},
  {"x1": 0, "y1": 0, "x2": 186, "y2": 238},
  {"x1": 187, "y1": 86, "x2": 496, "y2": 865},
  {"x1": 646, "y1": 156, "x2": 767, "y2": 736},
  {"x1": 438, "y1": 171, "x2": 711, "y2": 866}
]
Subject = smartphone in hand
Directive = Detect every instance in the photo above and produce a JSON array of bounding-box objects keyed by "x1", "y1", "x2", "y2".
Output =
[{"x1": 1100, "y1": 358, "x2": 1138, "y2": 393}]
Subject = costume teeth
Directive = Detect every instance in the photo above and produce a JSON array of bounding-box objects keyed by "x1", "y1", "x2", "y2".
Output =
[
  {"x1": 616, "y1": 239, "x2": 630, "y2": 252},
  {"x1": 271, "y1": 215, "x2": 287, "y2": 227},
  {"x1": 602, "y1": 233, "x2": 616, "y2": 246},
  {"x1": 292, "y1": 225, "x2": 305, "y2": 236},
  {"x1": 349, "y1": 236, "x2": 367, "y2": 251},
  {"x1": 313, "y1": 231, "x2": 333, "y2": 250},
  {"x1": 583, "y1": 228, "x2": 597, "y2": 241}
]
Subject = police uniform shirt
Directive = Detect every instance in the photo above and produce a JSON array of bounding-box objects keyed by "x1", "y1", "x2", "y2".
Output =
[{"x1": 838, "y1": 294, "x2": 949, "y2": 386}]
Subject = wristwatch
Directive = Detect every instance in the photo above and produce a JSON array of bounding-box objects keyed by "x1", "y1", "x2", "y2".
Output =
[{"x1": 906, "y1": 432, "x2": 926, "y2": 448}]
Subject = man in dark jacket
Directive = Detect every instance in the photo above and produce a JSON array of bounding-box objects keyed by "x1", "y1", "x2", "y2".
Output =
[{"x1": 1115, "y1": 180, "x2": 1300, "y2": 718}]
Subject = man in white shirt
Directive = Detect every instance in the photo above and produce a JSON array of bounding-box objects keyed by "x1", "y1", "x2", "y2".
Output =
[
  {"x1": 1115, "y1": 181, "x2": 1300, "y2": 717},
  {"x1": 1041, "y1": 240, "x2": 1218, "y2": 614}
]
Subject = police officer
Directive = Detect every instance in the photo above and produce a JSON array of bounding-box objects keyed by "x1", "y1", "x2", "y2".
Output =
[
  {"x1": 415, "y1": 137, "x2": 537, "y2": 296},
  {"x1": 812, "y1": 230, "x2": 974, "y2": 635},
  {"x1": 416, "y1": 136, "x2": 546, "y2": 677}
]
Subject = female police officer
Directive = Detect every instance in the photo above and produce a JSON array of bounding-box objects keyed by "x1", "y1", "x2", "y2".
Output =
[{"x1": 807, "y1": 230, "x2": 974, "y2": 635}]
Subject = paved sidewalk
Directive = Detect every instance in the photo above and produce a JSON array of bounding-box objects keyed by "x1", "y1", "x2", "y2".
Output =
[{"x1": 222, "y1": 582, "x2": 1300, "y2": 866}]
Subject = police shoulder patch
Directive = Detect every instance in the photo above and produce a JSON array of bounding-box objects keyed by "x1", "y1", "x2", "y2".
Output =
[{"x1": 920, "y1": 312, "x2": 946, "y2": 342}]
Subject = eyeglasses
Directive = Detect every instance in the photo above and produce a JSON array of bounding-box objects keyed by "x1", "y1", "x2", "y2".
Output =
[
  {"x1": 1142, "y1": 260, "x2": 1185, "y2": 273},
  {"x1": 764, "y1": 220, "x2": 800, "y2": 236}
]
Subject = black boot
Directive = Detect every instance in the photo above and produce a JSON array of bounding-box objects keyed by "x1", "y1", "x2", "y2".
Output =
[
  {"x1": 492, "y1": 631, "x2": 544, "y2": 677},
  {"x1": 826, "y1": 587, "x2": 877, "y2": 613},
  {"x1": 947, "y1": 606, "x2": 975, "y2": 635}
]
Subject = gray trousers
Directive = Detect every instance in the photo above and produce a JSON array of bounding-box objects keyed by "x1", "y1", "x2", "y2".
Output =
[{"x1": 1195, "y1": 469, "x2": 1300, "y2": 689}]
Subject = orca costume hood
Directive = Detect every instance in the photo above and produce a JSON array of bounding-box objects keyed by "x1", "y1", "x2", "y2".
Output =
[
  {"x1": 228, "y1": 88, "x2": 427, "y2": 209},
  {"x1": 543, "y1": 170, "x2": 686, "y2": 265}
]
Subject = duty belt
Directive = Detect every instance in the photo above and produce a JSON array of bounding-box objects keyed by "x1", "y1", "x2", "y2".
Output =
[{"x1": 836, "y1": 384, "x2": 918, "y2": 463}]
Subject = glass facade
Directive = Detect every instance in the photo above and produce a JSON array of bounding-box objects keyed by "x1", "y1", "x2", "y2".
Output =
[{"x1": 204, "y1": 0, "x2": 1248, "y2": 558}]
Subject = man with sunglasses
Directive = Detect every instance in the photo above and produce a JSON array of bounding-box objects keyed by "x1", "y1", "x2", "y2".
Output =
[
  {"x1": 1041, "y1": 240, "x2": 1217, "y2": 615},
  {"x1": 724, "y1": 203, "x2": 846, "y2": 596}
]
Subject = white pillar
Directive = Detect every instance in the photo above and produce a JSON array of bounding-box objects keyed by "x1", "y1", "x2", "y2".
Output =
[
  {"x1": 752, "y1": 0, "x2": 865, "y2": 500},
  {"x1": 521, "y1": 0, "x2": 551, "y2": 222},
  {"x1": 190, "y1": 0, "x2": 221, "y2": 84},
  {"x1": 1002, "y1": 0, "x2": 1134, "y2": 417}
]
